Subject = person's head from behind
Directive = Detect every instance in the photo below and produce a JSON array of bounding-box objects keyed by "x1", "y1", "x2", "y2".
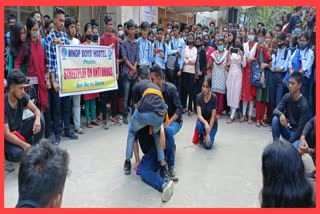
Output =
[
  {"x1": 6, "y1": 69, "x2": 26, "y2": 100},
  {"x1": 150, "y1": 64, "x2": 163, "y2": 87},
  {"x1": 17, "y1": 141, "x2": 70, "y2": 208},
  {"x1": 137, "y1": 65, "x2": 150, "y2": 81},
  {"x1": 289, "y1": 72, "x2": 302, "y2": 95},
  {"x1": 53, "y1": 7, "x2": 65, "y2": 32},
  {"x1": 65, "y1": 17, "x2": 76, "y2": 38},
  {"x1": 261, "y1": 140, "x2": 314, "y2": 207},
  {"x1": 202, "y1": 76, "x2": 212, "y2": 96}
]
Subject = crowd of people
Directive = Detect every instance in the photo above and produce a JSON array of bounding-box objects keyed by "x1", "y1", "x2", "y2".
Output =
[{"x1": 4, "y1": 6, "x2": 316, "y2": 207}]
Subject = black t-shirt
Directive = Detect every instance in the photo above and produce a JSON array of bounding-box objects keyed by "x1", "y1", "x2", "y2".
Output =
[
  {"x1": 4, "y1": 93, "x2": 30, "y2": 131},
  {"x1": 132, "y1": 80, "x2": 167, "y2": 115},
  {"x1": 162, "y1": 82, "x2": 183, "y2": 123},
  {"x1": 196, "y1": 92, "x2": 217, "y2": 120}
]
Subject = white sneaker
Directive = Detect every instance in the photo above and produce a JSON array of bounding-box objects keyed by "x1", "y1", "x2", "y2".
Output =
[{"x1": 161, "y1": 180, "x2": 174, "y2": 202}]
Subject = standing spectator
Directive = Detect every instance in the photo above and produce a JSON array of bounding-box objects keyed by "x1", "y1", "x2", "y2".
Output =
[
  {"x1": 7, "y1": 22, "x2": 27, "y2": 75},
  {"x1": 121, "y1": 20, "x2": 139, "y2": 124},
  {"x1": 166, "y1": 22, "x2": 173, "y2": 34},
  {"x1": 16, "y1": 141, "x2": 70, "y2": 208},
  {"x1": 226, "y1": 38, "x2": 246, "y2": 124},
  {"x1": 151, "y1": 22, "x2": 157, "y2": 35},
  {"x1": 65, "y1": 17, "x2": 85, "y2": 134},
  {"x1": 167, "y1": 22, "x2": 185, "y2": 96},
  {"x1": 241, "y1": 28, "x2": 258, "y2": 124},
  {"x1": 272, "y1": 72, "x2": 310, "y2": 149},
  {"x1": 14, "y1": 17, "x2": 48, "y2": 113},
  {"x1": 226, "y1": 30, "x2": 236, "y2": 50},
  {"x1": 182, "y1": 33, "x2": 197, "y2": 116},
  {"x1": 75, "y1": 20, "x2": 82, "y2": 41},
  {"x1": 4, "y1": 70, "x2": 45, "y2": 163},
  {"x1": 152, "y1": 25, "x2": 167, "y2": 77},
  {"x1": 256, "y1": 22, "x2": 265, "y2": 30},
  {"x1": 240, "y1": 26, "x2": 248, "y2": 43},
  {"x1": 99, "y1": 15, "x2": 121, "y2": 126},
  {"x1": 210, "y1": 37, "x2": 228, "y2": 119},
  {"x1": 288, "y1": 6, "x2": 302, "y2": 34},
  {"x1": 192, "y1": 77, "x2": 218, "y2": 149},
  {"x1": 46, "y1": 7, "x2": 78, "y2": 145},
  {"x1": 5, "y1": 14, "x2": 17, "y2": 47},
  {"x1": 164, "y1": 32, "x2": 171, "y2": 45},
  {"x1": 137, "y1": 21, "x2": 153, "y2": 68},
  {"x1": 31, "y1": 11, "x2": 45, "y2": 38},
  {"x1": 117, "y1": 24, "x2": 125, "y2": 41}
]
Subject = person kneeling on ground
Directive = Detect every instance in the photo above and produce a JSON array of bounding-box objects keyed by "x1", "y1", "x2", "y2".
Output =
[
  {"x1": 16, "y1": 140, "x2": 70, "y2": 208},
  {"x1": 192, "y1": 77, "x2": 218, "y2": 149},
  {"x1": 135, "y1": 125, "x2": 174, "y2": 202},
  {"x1": 4, "y1": 69, "x2": 45, "y2": 163},
  {"x1": 260, "y1": 140, "x2": 314, "y2": 207},
  {"x1": 272, "y1": 72, "x2": 309, "y2": 149}
]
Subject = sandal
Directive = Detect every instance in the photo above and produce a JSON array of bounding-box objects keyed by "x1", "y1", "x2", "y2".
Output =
[
  {"x1": 248, "y1": 117, "x2": 253, "y2": 124},
  {"x1": 256, "y1": 121, "x2": 261, "y2": 127},
  {"x1": 188, "y1": 111, "x2": 194, "y2": 116},
  {"x1": 240, "y1": 116, "x2": 247, "y2": 123},
  {"x1": 86, "y1": 122, "x2": 92, "y2": 128},
  {"x1": 261, "y1": 121, "x2": 268, "y2": 127},
  {"x1": 91, "y1": 120, "x2": 100, "y2": 126},
  {"x1": 226, "y1": 118, "x2": 234, "y2": 124}
]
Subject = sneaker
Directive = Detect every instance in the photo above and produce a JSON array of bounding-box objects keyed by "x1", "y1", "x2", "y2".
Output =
[
  {"x1": 65, "y1": 132, "x2": 79, "y2": 140},
  {"x1": 5, "y1": 160, "x2": 15, "y2": 172},
  {"x1": 124, "y1": 159, "x2": 131, "y2": 175},
  {"x1": 111, "y1": 117, "x2": 121, "y2": 126},
  {"x1": 123, "y1": 117, "x2": 128, "y2": 124},
  {"x1": 75, "y1": 127, "x2": 85, "y2": 134},
  {"x1": 161, "y1": 180, "x2": 174, "y2": 202},
  {"x1": 168, "y1": 166, "x2": 179, "y2": 181},
  {"x1": 160, "y1": 164, "x2": 170, "y2": 181},
  {"x1": 54, "y1": 135, "x2": 61, "y2": 145}
]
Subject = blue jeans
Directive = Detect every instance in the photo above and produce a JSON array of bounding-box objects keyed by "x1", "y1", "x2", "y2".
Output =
[
  {"x1": 51, "y1": 89, "x2": 71, "y2": 136},
  {"x1": 139, "y1": 146, "x2": 165, "y2": 192},
  {"x1": 164, "y1": 121, "x2": 181, "y2": 167},
  {"x1": 269, "y1": 73, "x2": 285, "y2": 111},
  {"x1": 272, "y1": 116, "x2": 300, "y2": 149},
  {"x1": 196, "y1": 120, "x2": 218, "y2": 150},
  {"x1": 126, "y1": 110, "x2": 165, "y2": 161},
  {"x1": 122, "y1": 77, "x2": 137, "y2": 118}
]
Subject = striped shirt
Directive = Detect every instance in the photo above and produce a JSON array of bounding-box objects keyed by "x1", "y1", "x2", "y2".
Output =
[
  {"x1": 45, "y1": 29, "x2": 70, "y2": 83},
  {"x1": 121, "y1": 37, "x2": 139, "y2": 80}
]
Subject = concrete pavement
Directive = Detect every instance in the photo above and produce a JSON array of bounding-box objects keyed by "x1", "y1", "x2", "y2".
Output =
[{"x1": 4, "y1": 114, "x2": 315, "y2": 207}]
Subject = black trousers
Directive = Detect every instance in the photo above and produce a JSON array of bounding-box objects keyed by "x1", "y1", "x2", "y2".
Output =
[
  {"x1": 5, "y1": 116, "x2": 45, "y2": 162},
  {"x1": 181, "y1": 72, "x2": 195, "y2": 111}
]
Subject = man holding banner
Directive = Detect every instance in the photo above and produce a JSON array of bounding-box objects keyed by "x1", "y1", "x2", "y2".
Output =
[{"x1": 46, "y1": 7, "x2": 78, "y2": 145}]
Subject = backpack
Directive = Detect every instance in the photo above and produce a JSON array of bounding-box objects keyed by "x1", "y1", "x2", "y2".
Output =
[
  {"x1": 250, "y1": 48, "x2": 269, "y2": 88},
  {"x1": 166, "y1": 41, "x2": 178, "y2": 71}
]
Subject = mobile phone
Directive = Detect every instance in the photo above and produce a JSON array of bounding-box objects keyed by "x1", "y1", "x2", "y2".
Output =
[
  {"x1": 231, "y1": 48, "x2": 239, "y2": 54},
  {"x1": 155, "y1": 49, "x2": 161, "y2": 54}
]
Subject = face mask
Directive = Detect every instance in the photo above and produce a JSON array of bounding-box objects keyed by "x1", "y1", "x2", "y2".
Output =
[
  {"x1": 167, "y1": 29, "x2": 172, "y2": 33},
  {"x1": 148, "y1": 38, "x2": 154, "y2": 43},
  {"x1": 277, "y1": 43, "x2": 284, "y2": 48},
  {"x1": 258, "y1": 37, "x2": 265, "y2": 43},
  {"x1": 93, "y1": 34, "x2": 99, "y2": 41},
  {"x1": 118, "y1": 30, "x2": 123, "y2": 36},
  {"x1": 195, "y1": 44, "x2": 201, "y2": 49},
  {"x1": 187, "y1": 41, "x2": 194, "y2": 46},
  {"x1": 209, "y1": 29, "x2": 214, "y2": 34},
  {"x1": 203, "y1": 32, "x2": 208, "y2": 36},
  {"x1": 302, "y1": 10, "x2": 307, "y2": 16},
  {"x1": 248, "y1": 35, "x2": 255, "y2": 42},
  {"x1": 31, "y1": 30, "x2": 39, "y2": 39},
  {"x1": 86, "y1": 34, "x2": 93, "y2": 41},
  {"x1": 203, "y1": 41, "x2": 210, "y2": 47},
  {"x1": 234, "y1": 44, "x2": 241, "y2": 49},
  {"x1": 152, "y1": 29, "x2": 157, "y2": 34},
  {"x1": 217, "y1": 45, "x2": 224, "y2": 51},
  {"x1": 299, "y1": 44, "x2": 308, "y2": 50},
  {"x1": 295, "y1": 28, "x2": 301, "y2": 34},
  {"x1": 134, "y1": 32, "x2": 139, "y2": 40}
]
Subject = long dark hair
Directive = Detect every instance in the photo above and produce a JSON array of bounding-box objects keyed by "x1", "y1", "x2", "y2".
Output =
[
  {"x1": 260, "y1": 140, "x2": 314, "y2": 208},
  {"x1": 226, "y1": 30, "x2": 237, "y2": 49},
  {"x1": 24, "y1": 17, "x2": 39, "y2": 60},
  {"x1": 9, "y1": 22, "x2": 27, "y2": 61}
]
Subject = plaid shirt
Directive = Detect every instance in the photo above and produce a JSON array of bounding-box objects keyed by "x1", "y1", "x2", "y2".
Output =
[
  {"x1": 45, "y1": 29, "x2": 70, "y2": 83},
  {"x1": 121, "y1": 37, "x2": 139, "y2": 80}
]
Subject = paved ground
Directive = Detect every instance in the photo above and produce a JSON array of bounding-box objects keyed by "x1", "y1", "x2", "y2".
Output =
[{"x1": 4, "y1": 113, "x2": 315, "y2": 207}]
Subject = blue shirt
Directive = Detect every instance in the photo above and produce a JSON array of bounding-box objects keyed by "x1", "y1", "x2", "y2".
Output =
[
  {"x1": 152, "y1": 40, "x2": 167, "y2": 70},
  {"x1": 289, "y1": 48, "x2": 314, "y2": 78},
  {"x1": 137, "y1": 37, "x2": 153, "y2": 68},
  {"x1": 271, "y1": 48, "x2": 292, "y2": 72},
  {"x1": 45, "y1": 29, "x2": 70, "y2": 83},
  {"x1": 121, "y1": 37, "x2": 139, "y2": 80},
  {"x1": 168, "y1": 37, "x2": 185, "y2": 70}
]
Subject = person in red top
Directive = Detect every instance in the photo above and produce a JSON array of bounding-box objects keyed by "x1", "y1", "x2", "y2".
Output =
[
  {"x1": 14, "y1": 17, "x2": 48, "y2": 112},
  {"x1": 99, "y1": 15, "x2": 121, "y2": 126}
]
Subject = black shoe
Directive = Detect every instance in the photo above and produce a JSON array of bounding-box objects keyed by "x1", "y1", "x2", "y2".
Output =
[
  {"x1": 123, "y1": 159, "x2": 131, "y2": 175},
  {"x1": 168, "y1": 166, "x2": 179, "y2": 181},
  {"x1": 123, "y1": 117, "x2": 128, "y2": 124},
  {"x1": 160, "y1": 164, "x2": 170, "y2": 181}
]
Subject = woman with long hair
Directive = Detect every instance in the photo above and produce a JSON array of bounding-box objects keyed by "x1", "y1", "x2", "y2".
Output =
[
  {"x1": 7, "y1": 22, "x2": 27, "y2": 75},
  {"x1": 192, "y1": 77, "x2": 218, "y2": 149},
  {"x1": 14, "y1": 17, "x2": 48, "y2": 112},
  {"x1": 260, "y1": 140, "x2": 314, "y2": 207},
  {"x1": 203, "y1": 34, "x2": 215, "y2": 77}
]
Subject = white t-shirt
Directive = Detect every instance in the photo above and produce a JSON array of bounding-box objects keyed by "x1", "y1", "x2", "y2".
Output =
[{"x1": 68, "y1": 37, "x2": 80, "y2": 45}]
